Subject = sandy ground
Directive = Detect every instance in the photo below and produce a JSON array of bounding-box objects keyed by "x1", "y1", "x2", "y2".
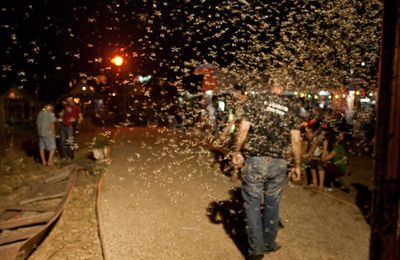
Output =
[
  {"x1": 100, "y1": 127, "x2": 371, "y2": 260},
  {"x1": 0, "y1": 125, "x2": 373, "y2": 260}
]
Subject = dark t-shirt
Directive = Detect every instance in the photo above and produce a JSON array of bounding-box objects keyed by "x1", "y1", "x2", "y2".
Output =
[{"x1": 241, "y1": 94, "x2": 298, "y2": 159}]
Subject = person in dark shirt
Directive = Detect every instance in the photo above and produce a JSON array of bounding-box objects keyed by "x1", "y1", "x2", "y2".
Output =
[
  {"x1": 231, "y1": 85, "x2": 302, "y2": 260},
  {"x1": 59, "y1": 97, "x2": 83, "y2": 160}
]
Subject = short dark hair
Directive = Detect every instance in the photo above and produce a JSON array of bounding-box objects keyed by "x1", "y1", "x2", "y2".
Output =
[{"x1": 234, "y1": 83, "x2": 246, "y2": 94}]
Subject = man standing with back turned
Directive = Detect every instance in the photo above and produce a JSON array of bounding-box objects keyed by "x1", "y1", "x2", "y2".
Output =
[
  {"x1": 231, "y1": 84, "x2": 303, "y2": 260},
  {"x1": 36, "y1": 103, "x2": 57, "y2": 166}
]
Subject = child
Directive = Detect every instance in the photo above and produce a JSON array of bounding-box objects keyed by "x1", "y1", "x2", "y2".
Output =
[{"x1": 304, "y1": 127, "x2": 326, "y2": 194}]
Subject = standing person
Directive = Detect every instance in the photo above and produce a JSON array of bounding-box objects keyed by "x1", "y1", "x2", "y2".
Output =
[
  {"x1": 59, "y1": 97, "x2": 83, "y2": 160},
  {"x1": 304, "y1": 127, "x2": 326, "y2": 194},
  {"x1": 231, "y1": 85, "x2": 302, "y2": 260},
  {"x1": 36, "y1": 104, "x2": 57, "y2": 166}
]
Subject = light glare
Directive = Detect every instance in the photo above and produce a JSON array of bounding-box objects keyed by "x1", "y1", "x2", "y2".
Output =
[{"x1": 112, "y1": 56, "x2": 123, "y2": 66}]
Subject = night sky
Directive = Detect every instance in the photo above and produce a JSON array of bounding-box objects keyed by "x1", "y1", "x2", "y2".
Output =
[{"x1": 0, "y1": 0, "x2": 382, "y2": 102}]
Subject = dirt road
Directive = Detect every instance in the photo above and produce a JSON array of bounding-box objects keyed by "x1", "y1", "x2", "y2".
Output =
[{"x1": 100, "y1": 127, "x2": 371, "y2": 260}]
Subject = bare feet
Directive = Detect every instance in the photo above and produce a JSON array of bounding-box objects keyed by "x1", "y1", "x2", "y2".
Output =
[{"x1": 310, "y1": 186, "x2": 318, "y2": 196}]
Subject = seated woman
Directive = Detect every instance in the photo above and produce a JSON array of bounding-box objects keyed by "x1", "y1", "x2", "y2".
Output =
[{"x1": 321, "y1": 130, "x2": 351, "y2": 193}]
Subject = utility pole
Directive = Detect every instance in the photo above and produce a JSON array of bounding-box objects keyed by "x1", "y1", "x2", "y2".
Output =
[{"x1": 370, "y1": 0, "x2": 400, "y2": 259}]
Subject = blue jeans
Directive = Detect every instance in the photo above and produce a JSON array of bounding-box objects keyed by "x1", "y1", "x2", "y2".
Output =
[
  {"x1": 241, "y1": 156, "x2": 287, "y2": 256},
  {"x1": 60, "y1": 124, "x2": 74, "y2": 159}
]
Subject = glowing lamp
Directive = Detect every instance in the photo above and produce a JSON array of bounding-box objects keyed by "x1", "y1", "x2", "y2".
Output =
[{"x1": 112, "y1": 56, "x2": 124, "y2": 66}]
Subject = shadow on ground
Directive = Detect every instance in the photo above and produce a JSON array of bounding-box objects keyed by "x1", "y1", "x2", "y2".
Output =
[
  {"x1": 209, "y1": 147, "x2": 232, "y2": 177},
  {"x1": 206, "y1": 187, "x2": 248, "y2": 257},
  {"x1": 351, "y1": 183, "x2": 372, "y2": 225},
  {"x1": 22, "y1": 139, "x2": 41, "y2": 163}
]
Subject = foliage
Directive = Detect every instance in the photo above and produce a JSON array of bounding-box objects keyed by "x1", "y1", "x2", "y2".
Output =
[{"x1": 92, "y1": 132, "x2": 112, "y2": 149}]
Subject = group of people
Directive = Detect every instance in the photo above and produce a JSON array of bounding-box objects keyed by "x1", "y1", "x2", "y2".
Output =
[
  {"x1": 36, "y1": 97, "x2": 83, "y2": 166},
  {"x1": 303, "y1": 126, "x2": 350, "y2": 192},
  {"x1": 301, "y1": 109, "x2": 351, "y2": 194}
]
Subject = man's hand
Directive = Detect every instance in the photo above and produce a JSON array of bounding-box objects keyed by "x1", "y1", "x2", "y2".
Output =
[
  {"x1": 231, "y1": 152, "x2": 244, "y2": 168},
  {"x1": 288, "y1": 165, "x2": 302, "y2": 184}
]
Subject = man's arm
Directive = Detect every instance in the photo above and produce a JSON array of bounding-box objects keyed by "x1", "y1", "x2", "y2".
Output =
[
  {"x1": 234, "y1": 119, "x2": 251, "y2": 152},
  {"x1": 290, "y1": 129, "x2": 302, "y2": 164},
  {"x1": 289, "y1": 129, "x2": 303, "y2": 182},
  {"x1": 232, "y1": 119, "x2": 250, "y2": 168},
  {"x1": 50, "y1": 114, "x2": 56, "y2": 135}
]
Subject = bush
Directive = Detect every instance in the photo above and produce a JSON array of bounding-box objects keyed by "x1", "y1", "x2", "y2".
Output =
[{"x1": 92, "y1": 132, "x2": 112, "y2": 149}]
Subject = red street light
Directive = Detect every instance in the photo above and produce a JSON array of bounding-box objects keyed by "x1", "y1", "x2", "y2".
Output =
[{"x1": 111, "y1": 55, "x2": 124, "y2": 66}]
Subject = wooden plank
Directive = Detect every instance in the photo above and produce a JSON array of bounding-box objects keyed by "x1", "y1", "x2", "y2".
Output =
[
  {"x1": 43, "y1": 165, "x2": 77, "y2": 183},
  {"x1": 0, "y1": 225, "x2": 44, "y2": 245},
  {"x1": 0, "y1": 241, "x2": 24, "y2": 260},
  {"x1": 3, "y1": 205, "x2": 56, "y2": 212},
  {"x1": 0, "y1": 212, "x2": 54, "y2": 230},
  {"x1": 0, "y1": 169, "x2": 77, "y2": 260},
  {"x1": 0, "y1": 211, "x2": 20, "y2": 222},
  {"x1": 43, "y1": 171, "x2": 71, "y2": 184},
  {"x1": 16, "y1": 172, "x2": 77, "y2": 260},
  {"x1": 32, "y1": 180, "x2": 69, "y2": 199},
  {"x1": 19, "y1": 192, "x2": 66, "y2": 205}
]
